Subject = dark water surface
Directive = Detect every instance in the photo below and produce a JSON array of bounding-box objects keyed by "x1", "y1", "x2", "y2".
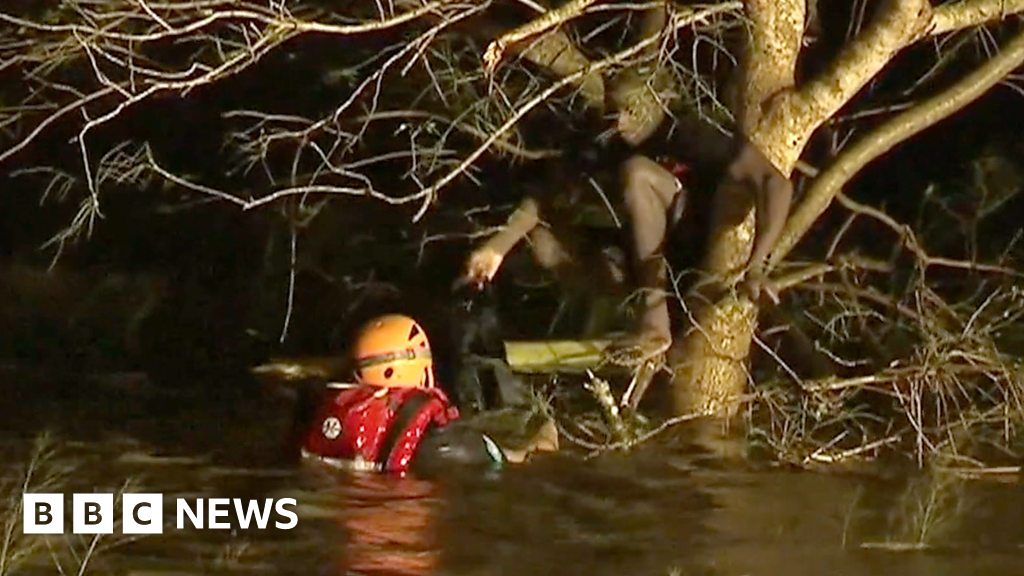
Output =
[{"x1": 1, "y1": 366, "x2": 1022, "y2": 576}]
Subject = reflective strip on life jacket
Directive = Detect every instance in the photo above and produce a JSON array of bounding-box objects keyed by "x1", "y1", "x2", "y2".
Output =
[
  {"x1": 383, "y1": 393, "x2": 450, "y2": 473},
  {"x1": 300, "y1": 448, "x2": 382, "y2": 473}
]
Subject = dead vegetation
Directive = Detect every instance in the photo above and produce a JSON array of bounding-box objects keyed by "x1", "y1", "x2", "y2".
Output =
[
  {"x1": 0, "y1": 434, "x2": 138, "y2": 576},
  {"x1": 552, "y1": 142, "x2": 1024, "y2": 474},
  {"x1": 747, "y1": 144, "x2": 1024, "y2": 472}
]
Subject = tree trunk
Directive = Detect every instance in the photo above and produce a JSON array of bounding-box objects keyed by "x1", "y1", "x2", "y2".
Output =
[
  {"x1": 669, "y1": 0, "x2": 805, "y2": 415},
  {"x1": 668, "y1": 0, "x2": 1024, "y2": 415}
]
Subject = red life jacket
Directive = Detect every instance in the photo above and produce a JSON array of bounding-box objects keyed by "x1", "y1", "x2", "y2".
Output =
[{"x1": 301, "y1": 385, "x2": 459, "y2": 474}]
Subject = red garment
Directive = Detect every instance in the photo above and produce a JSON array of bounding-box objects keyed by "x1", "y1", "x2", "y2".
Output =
[
  {"x1": 302, "y1": 385, "x2": 459, "y2": 474},
  {"x1": 657, "y1": 156, "x2": 690, "y2": 180}
]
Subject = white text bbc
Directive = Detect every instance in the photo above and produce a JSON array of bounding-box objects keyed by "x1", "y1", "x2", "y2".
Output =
[{"x1": 23, "y1": 493, "x2": 298, "y2": 534}]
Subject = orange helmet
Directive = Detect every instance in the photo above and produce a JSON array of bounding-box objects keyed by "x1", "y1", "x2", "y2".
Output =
[{"x1": 351, "y1": 314, "x2": 434, "y2": 388}]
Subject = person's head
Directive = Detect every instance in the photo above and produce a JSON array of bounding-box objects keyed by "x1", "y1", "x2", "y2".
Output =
[
  {"x1": 608, "y1": 69, "x2": 669, "y2": 147},
  {"x1": 352, "y1": 314, "x2": 434, "y2": 388}
]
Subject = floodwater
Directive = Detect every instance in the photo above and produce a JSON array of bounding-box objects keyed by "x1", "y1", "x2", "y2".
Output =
[{"x1": 1, "y1": 365, "x2": 1022, "y2": 576}]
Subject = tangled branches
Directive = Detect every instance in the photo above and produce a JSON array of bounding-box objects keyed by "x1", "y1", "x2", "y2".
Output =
[
  {"x1": 752, "y1": 161, "x2": 1024, "y2": 470},
  {"x1": 0, "y1": 0, "x2": 496, "y2": 246},
  {"x1": 0, "y1": 0, "x2": 743, "y2": 252}
]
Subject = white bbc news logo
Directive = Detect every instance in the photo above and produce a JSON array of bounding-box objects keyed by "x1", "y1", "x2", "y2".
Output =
[{"x1": 23, "y1": 493, "x2": 298, "y2": 534}]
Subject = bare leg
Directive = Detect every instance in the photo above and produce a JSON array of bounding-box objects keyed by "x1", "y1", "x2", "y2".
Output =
[
  {"x1": 725, "y1": 139, "x2": 793, "y2": 300},
  {"x1": 621, "y1": 154, "x2": 683, "y2": 344},
  {"x1": 525, "y1": 225, "x2": 571, "y2": 271},
  {"x1": 529, "y1": 224, "x2": 628, "y2": 337}
]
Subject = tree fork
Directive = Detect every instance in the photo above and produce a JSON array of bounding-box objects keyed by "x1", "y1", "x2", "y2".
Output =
[{"x1": 669, "y1": 0, "x2": 1024, "y2": 417}]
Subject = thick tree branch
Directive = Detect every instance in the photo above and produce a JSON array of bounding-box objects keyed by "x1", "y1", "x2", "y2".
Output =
[
  {"x1": 770, "y1": 28, "x2": 1024, "y2": 267},
  {"x1": 751, "y1": 0, "x2": 1024, "y2": 171},
  {"x1": 701, "y1": 0, "x2": 804, "y2": 277},
  {"x1": 735, "y1": 0, "x2": 805, "y2": 131},
  {"x1": 673, "y1": 0, "x2": 1023, "y2": 417},
  {"x1": 483, "y1": 0, "x2": 598, "y2": 75},
  {"x1": 519, "y1": 30, "x2": 606, "y2": 109},
  {"x1": 754, "y1": 0, "x2": 933, "y2": 172},
  {"x1": 931, "y1": 0, "x2": 1024, "y2": 35}
]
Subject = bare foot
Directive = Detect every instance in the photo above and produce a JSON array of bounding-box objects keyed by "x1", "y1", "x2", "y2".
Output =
[
  {"x1": 602, "y1": 331, "x2": 670, "y2": 368},
  {"x1": 495, "y1": 417, "x2": 559, "y2": 464},
  {"x1": 741, "y1": 267, "x2": 779, "y2": 304}
]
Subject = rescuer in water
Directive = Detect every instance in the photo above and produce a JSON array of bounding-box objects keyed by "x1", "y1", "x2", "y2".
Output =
[{"x1": 301, "y1": 313, "x2": 550, "y2": 474}]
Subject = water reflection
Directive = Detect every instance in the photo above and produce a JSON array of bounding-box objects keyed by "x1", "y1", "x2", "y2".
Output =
[
  {"x1": 1, "y1": 370, "x2": 1022, "y2": 576},
  {"x1": 328, "y1": 472, "x2": 442, "y2": 576}
]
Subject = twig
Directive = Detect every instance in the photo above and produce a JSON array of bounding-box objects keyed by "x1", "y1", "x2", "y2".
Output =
[
  {"x1": 354, "y1": 110, "x2": 559, "y2": 159},
  {"x1": 585, "y1": 370, "x2": 631, "y2": 443},
  {"x1": 279, "y1": 225, "x2": 298, "y2": 344},
  {"x1": 805, "y1": 432, "x2": 904, "y2": 464},
  {"x1": 484, "y1": 0, "x2": 600, "y2": 75},
  {"x1": 835, "y1": 193, "x2": 1023, "y2": 278},
  {"x1": 412, "y1": 2, "x2": 743, "y2": 221}
]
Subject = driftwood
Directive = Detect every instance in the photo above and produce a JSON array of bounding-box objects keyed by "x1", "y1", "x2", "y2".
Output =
[{"x1": 250, "y1": 355, "x2": 350, "y2": 384}]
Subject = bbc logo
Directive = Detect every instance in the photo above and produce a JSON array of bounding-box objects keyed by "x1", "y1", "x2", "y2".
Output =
[
  {"x1": 23, "y1": 493, "x2": 299, "y2": 534},
  {"x1": 24, "y1": 493, "x2": 163, "y2": 535}
]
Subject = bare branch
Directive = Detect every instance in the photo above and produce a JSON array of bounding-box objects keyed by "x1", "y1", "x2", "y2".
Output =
[
  {"x1": 355, "y1": 110, "x2": 560, "y2": 160},
  {"x1": 0, "y1": 2, "x2": 453, "y2": 43},
  {"x1": 0, "y1": 0, "x2": 477, "y2": 171},
  {"x1": 771, "y1": 29, "x2": 1024, "y2": 266},
  {"x1": 483, "y1": 0, "x2": 599, "y2": 75},
  {"x1": 931, "y1": 0, "x2": 1024, "y2": 36},
  {"x1": 0, "y1": 87, "x2": 115, "y2": 166},
  {"x1": 518, "y1": 29, "x2": 606, "y2": 110},
  {"x1": 411, "y1": 2, "x2": 743, "y2": 221},
  {"x1": 833, "y1": 193, "x2": 1023, "y2": 277},
  {"x1": 755, "y1": 0, "x2": 933, "y2": 171}
]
